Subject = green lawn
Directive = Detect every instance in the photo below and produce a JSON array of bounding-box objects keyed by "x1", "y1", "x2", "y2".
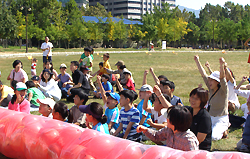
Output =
[{"x1": 0, "y1": 50, "x2": 250, "y2": 152}]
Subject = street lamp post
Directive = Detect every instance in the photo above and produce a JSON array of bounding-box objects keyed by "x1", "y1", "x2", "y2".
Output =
[{"x1": 21, "y1": 5, "x2": 31, "y2": 53}]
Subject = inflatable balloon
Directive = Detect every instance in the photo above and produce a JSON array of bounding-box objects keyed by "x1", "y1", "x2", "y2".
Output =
[{"x1": 0, "y1": 109, "x2": 250, "y2": 159}]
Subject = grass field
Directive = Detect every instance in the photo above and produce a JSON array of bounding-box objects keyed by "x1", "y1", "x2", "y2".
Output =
[{"x1": 1, "y1": 50, "x2": 250, "y2": 152}]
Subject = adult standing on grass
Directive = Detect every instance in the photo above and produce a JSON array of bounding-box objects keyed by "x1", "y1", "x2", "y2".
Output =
[
  {"x1": 194, "y1": 55, "x2": 229, "y2": 141},
  {"x1": 41, "y1": 37, "x2": 53, "y2": 68}
]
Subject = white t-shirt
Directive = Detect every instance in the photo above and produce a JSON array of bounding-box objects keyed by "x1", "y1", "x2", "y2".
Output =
[
  {"x1": 41, "y1": 42, "x2": 53, "y2": 56},
  {"x1": 150, "y1": 108, "x2": 167, "y2": 124},
  {"x1": 241, "y1": 103, "x2": 249, "y2": 120},
  {"x1": 228, "y1": 80, "x2": 240, "y2": 109}
]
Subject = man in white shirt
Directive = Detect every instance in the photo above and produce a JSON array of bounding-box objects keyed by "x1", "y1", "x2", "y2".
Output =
[{"x1": 41, "y1": 37, "x2": 53, "y2": 68}]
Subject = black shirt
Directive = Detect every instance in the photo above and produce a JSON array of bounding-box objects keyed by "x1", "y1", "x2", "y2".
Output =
[
  {"x1": 185, "y1": 106, "x2": 212, "y2": 151},
  {"x1": 72, "y1": 69, "x2": 90, "y2": 90}
]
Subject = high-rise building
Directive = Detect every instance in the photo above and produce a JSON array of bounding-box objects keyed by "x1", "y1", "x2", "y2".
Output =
[
  {"x1": 89, "y1": 0, "x2": 175, "y2": 20},
  {"x1": 59, "y1": 0, "x2": 89, "y2": 8}
]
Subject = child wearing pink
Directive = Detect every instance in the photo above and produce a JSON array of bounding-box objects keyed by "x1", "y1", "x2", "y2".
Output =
[{"x1": 8, "y1": 82, "x2": 30, "y2": 114}]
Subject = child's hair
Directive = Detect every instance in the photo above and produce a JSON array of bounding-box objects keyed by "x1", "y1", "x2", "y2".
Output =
[
  {"x1": 151, "y1": 93, "x2": 171, "y2": 104},
  {"x1": 41, "y1": 69, "x2": 53, "y2": 82},
  {"x1": 103, "y1": 53, "x2": 110, "y2": 58},
  {"x1": 102, "y1": 74, "x2": 110, "y2": 80},
  {"x1": 71, "y1": 61, "x2": 79, "y2": 68},
  {"x1": 119, "y1": 90, "x2": 138, "y2": 103},
  {"x1": 11, "y1": 80, "x2": 18, "y2": 89},
  {"x1": 189, "y1": 88, "x2": 208, "y2": 108},
  {"x1": 80, "y1": 65, "x2": 89, "y2": 72},
  {"x1": 10, "y1": 81, "x2": 18, "y2": 105},
  {"x1": 78, "y1": 90, "x2": 89, "y2": 105},
  {"x1": 54, "y1": 102, "x2": 70, "y2": 120},
  {"x1": 167, "y1": 105, "x2": 192, "y2": 132},
  {"x1": 0, "y1": 80, "x2": 2, "y2": 86},
  {"x1": 160, "y1": 80, "x2": 175, "y2": 90},
  {"x1": 12, "y1": 60, "x2": 23, "y2": 68},
  {"x1": 89, "y1": 102, "x2": 107, "y2": 124},
  {"x1": 32, "y1": 58, "x2": 37, "y2": 62},
  {"x1": 25, "y1": 81, "x2": 35, "y2": 88},
  {"x1": 119, "y1": 65, "x2": 126, "y2": 69},
  {"x1": 158, "y1": 75, "x2": 168, "y2": 81},
  {"x1": 99, "y1": 62, "x2": 103, "y2": 67}
]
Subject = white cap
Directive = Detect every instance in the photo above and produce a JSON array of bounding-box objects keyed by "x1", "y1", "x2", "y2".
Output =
[
  {"x1": 139, "y1": 84, "x2": 153, "y2": 93},
  {"x1": 16, "y1": 82, "x2": 27, "y2": 91},
  {"x1": 208, "y1": 71, "x2": 220, "y2": 82},
  {"x1": 60, "y1": 63, "x2": 67, "y2": 68},
  {"x1": 37, "y1": 98, "x2": 56, "y2": 109}
]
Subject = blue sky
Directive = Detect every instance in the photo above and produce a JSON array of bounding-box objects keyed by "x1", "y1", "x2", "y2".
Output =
[{"x1": 176, "y1": 0, "x2": 249, "y2": 10}]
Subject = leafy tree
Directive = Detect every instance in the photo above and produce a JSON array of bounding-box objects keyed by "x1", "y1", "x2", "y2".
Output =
[
  {"x1": 105, "y1": 12, "x2": 116, "y2": 47},
  {"x1": 128, "y1": 24, "x2": 147, "y2": 48},
  {"x1": 156, "y1": 18, "x2": 169, "y2": 41},
  {"x1": 185, "y1": 22, "x2": 200, "y2": 48},
  {"x1": 83, "y1": 2, "x2": 108, "y2": 17},
  {"x1": 15, "y1": 10, "x2": 25, "y2": 48},
  {"x1": 114, "y1": 16, "x2": 127, "y2": 48}
]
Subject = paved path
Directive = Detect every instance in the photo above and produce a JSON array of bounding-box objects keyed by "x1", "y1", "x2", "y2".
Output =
[{"x1": 0, "y1": 50, "x2": 249, "y2": 58}]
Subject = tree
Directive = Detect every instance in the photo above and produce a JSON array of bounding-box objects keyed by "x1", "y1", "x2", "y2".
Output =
[
  {"x1": 0, "y1": 1, "x2": 17, "y2": 48},
  {"x1": 142, "y1": 12, "x2": 157, "y2": 47},
  {"x1": 156, "y1": 18, "x2": 169, "y2": 41},
  {"x1": 114, "y1": 16, "x2": 127, "y2": 48},
  {"x1": 105, "y1": 12, "x2": 116, "y2": 47},
  {"x1": 128, "y1": 25, "x2": 147, "y2": 48},
  {"x1": 83, "y1": 2, "x2": 108, "y2": 17},
  {"x1": 185, "y1": 22, "x2": 200, "y2": 48},
  {"x1": 15, "y1": 10, "x2": 25, "y2": 48}
]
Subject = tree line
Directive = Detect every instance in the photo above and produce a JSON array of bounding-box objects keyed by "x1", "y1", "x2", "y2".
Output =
[{"x1": 0, "y1": 0, "x2": 250, "y2": 49}]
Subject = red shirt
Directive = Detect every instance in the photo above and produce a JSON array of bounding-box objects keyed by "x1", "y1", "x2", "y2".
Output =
[{"x1": 126, "y1": 78, "x2": 135, "y2": 91}]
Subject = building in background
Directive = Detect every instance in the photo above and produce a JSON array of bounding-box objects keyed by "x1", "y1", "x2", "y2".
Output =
[
  {"x1": 89, "y1": 0, "x2": 175, "y2": 20},
  {"x1": 59, "y1": 0, "x2": 89, "y2": 8}
]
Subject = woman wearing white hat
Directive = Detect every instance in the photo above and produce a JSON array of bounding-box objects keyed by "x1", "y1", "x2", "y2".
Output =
[{"x1": 194, "y1": 55, "x2": 229, "y2": 141}]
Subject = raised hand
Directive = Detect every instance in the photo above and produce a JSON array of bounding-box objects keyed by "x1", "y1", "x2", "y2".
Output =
[
  {"x1": 153, "y1": 85, "x2": 162, "y2": 96},
  {"x1": 205, "y1": 61, "x2": 210, "y2": 68},
  {"x1": 194, "y1": 55, "x2": 199, "y2": 61}
]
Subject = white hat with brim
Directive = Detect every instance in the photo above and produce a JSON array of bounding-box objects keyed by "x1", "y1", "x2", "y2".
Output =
[
  {"x1": 208, "y1": 71, "x2": 220, "y2": 83},
  {"x1": 16, "y1": 82, "x2": 27, "y2": 91},
  {"x1": 37, "y1": 98, "x2": 56, "y2": 109}
]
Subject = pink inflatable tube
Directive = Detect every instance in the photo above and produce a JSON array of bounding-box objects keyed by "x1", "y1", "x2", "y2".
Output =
[{"x1": 0, "y1": 108, "x2": 250, "y2": 159}]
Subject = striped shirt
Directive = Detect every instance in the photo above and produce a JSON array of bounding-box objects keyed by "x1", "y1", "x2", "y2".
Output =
[
  {"x1": 104, "y1": 104, "x2": 120, "y2": 130},
  {"x1": 92, "y1": 122, "x2": 110, "y2": 134},
  {"x1": 119, "y1": 107, "x2": 140, "y2": 136}
]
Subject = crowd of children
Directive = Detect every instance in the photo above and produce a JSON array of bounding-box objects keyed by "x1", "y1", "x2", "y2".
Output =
[{"x1": 2, "y1": 45, "x2": 250, "y2": 153}]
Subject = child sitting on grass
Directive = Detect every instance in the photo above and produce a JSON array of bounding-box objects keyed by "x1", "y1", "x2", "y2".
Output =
[
  {"x1": 96, "y1": 75, "x2": 119, "y2": 134},
  {"x1": 143, "y1": 85, "x2": 171, "y2": 130},
  {"x1": 69, "y1": 89, "x2": 89, "y2": 127},
  {"x1": 37, "y1": 98, "x2": 56, "y2": 118},
  {"x1": 113, "y1": 90, "x2": 142, "y2": 142},
  {"x1": 80, "y1": 102, "x2": 109, "y2": 134},
  {"x1": 25, "y1": 81, "x2": 45, "y2": 108},
  {"x1": 116, "y1": 71, "x2": 135, "y2": 92},
  {"x1": 137, "y1": 105, "x2": 199, "y2": 151},
  {"x1": 52, "y1": 102, "x2": 71, "y2": 122},
  {"x1": 8, "y1": 82, "x2": 30, "y2": 114},
  {"x1": 93, "y1": 74, "x2": 113, "y2": 98},
  {"x1": 160, "y1": 80, "x2": 183, "y2": 106}
]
